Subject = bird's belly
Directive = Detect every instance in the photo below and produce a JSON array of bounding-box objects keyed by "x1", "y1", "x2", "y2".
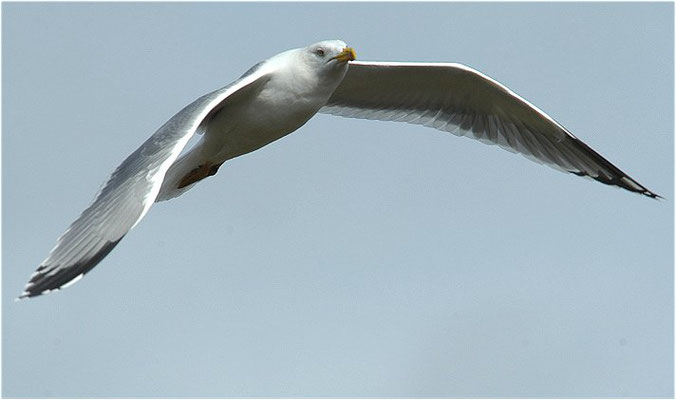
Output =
[{"x1": 204, "y1": 93, "x2": 321, "y2": 161}]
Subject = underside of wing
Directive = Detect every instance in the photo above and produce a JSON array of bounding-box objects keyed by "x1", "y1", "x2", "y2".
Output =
[
  {"x1": 20, "y1": 68, "x2": 272, "y2": 299},
  {"x1": 321, "y1": 61, "x2": 658, "y2": 198}
]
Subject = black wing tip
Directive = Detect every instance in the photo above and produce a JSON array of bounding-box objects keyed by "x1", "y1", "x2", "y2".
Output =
[
  {"x1": 16, "y1": 275, "x2": 80, "y2": 300},
  {"x1": 16, "y1": 292, "x2": 31, "y2": 301},
  {"x1": 645, "y1": 191, "x2": 663, "y2": 200},
  {"x1": 597, "y1": 175, "x2": 661, "y2": 200},
  {"x1": 17, "y1": 266, "x2": 84, "y2": 300},
  {"x1": 16, "y1": 288, "x2": 46, "y2": 300},
  {"x1": 564, "y1": 137, "x2": 661, "y2": 200},
  {"x1": 569, "y1": 170, "x2": 660, "y2": 200},
  {"x1": 18, "y1": 238, "x2": 122, "y2": 300}
]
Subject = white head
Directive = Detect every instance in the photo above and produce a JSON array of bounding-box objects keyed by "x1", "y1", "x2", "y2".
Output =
[
  {"x1": 291, "y1": 40, "x2": 356, "y2": 96},
  {"x1": 258, "y1": 40, "x2": 356, "y2": 103},
  {"x1": 299, "y1": 40, "x2": 356, "y2": 76}
]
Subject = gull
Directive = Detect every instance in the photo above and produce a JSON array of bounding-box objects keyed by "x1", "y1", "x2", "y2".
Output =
[{"x1": 18, "y1": 40, "x2": 659, "y2": 299}]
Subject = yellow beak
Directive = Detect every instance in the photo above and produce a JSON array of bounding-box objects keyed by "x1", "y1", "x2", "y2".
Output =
[{"x1": 332, "y1": 47, "x2": 357, "y2": 63}]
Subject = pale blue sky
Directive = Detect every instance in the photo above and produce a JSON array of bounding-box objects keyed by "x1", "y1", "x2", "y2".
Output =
[{"x1": 3, "y1": 2, "x2": 673, "y2": 397}]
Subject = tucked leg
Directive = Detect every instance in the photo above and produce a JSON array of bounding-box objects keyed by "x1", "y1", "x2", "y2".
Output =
[
  {"x1": 177, "y1": 162, "x2": 223, "y2": 189},
  {"x1": 207, "y1": 162, "x2": 224, "y2": 177}
]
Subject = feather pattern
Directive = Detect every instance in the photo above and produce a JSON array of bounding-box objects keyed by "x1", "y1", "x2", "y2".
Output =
[
  {"x1": 321, "y1": 61, "x2": 659, "y2": 198},
  {"x1": 19, "y1": 70, "x2": 271, "y2": 298}
]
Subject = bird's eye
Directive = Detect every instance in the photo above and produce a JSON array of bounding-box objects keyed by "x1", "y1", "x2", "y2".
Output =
[{"x1": 316, "y1": 48, "x2": 325, "y2": 57}]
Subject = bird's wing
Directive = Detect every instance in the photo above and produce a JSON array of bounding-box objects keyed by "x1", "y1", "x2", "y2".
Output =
[
  {"x1": 320, "y1": 61, "x2": 658, "y2": 198},
  {"x1": 20, "y1": 68, "x2": 271, "y2": 299}
]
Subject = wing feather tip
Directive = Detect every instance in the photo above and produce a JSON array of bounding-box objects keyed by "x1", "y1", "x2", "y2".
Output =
[
  {"x1": 645, "y1": 191, "x2": 663, "y2": 200},
  {"x1": 19, "y1": 237, "x2": 123, "y2": 299},
  {"x1": 569, "y1": 170, "x2": 660, "y2": 199},
  {"x1": 16, "y1": 291, "x2": 30, "y2": 301}
]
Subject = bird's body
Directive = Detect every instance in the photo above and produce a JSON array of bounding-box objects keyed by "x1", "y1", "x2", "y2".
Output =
[
  {"x1": 158, "y1": 45, "x2": 349, "y2": 200},
  {"x1": 19, "y1": 40, "x2": 658, "y2": 299}
]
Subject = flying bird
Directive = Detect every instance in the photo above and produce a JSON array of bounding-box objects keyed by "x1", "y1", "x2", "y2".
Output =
[{"x1": 19, "y1": 40, "x2": 659, "y2": 299}]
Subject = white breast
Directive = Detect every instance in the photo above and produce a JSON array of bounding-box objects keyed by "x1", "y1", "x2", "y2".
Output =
[{"x1": 205, "y1": 50, "x2": 335, "y2": 161}]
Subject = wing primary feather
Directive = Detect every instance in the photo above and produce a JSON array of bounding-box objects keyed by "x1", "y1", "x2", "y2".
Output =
[
  {"x1": 19, "y1": 65, "x2": 273, "y2": 299},
  {"x1": 19, "y1": 237, "x2": 123, "y2": 299},
  {"x1": 322, "y1": 61, "x2": 659, "y2": 198}
]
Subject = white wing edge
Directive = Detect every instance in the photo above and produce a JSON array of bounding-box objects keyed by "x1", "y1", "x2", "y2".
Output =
[
  {"x1": 135, "y1": 66, "x2": 274, "y2": 225},
  {"x1": 18, "y1": 63, "x2": 274, "y2": 300},
  {"x1": 346, "y1": 61, "x2": 575, "y2": 139}
]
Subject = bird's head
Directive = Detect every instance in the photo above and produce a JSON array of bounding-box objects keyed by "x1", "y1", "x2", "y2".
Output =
[
  {"x1": 300, "y1": 40, "x2": 356, "y2": 77},
  {"x1": 264, "y1": 40, "x2": 357, "y2": 102}
]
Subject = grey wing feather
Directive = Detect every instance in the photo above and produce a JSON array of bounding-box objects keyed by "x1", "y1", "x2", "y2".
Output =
[
  {"x1": 20, "y1": 71, "x2": 269, "y2": 299},
  {"x1": 321, "y1": 61, "x2": 659, "y2": 198}
]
